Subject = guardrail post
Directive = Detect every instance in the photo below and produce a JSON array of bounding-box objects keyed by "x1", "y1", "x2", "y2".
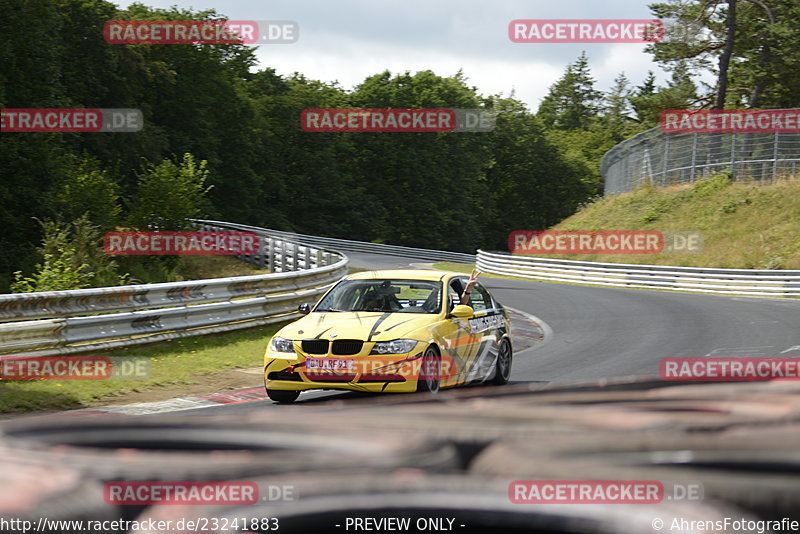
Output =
[
  {"x1": 257, "y1": 235, "x2": 266, "y2": 268},
  {"x1": 266, "y1": 237, "x2": 274, "y2": 271},
  {"x1": 277, "y1": 241, "x2": 286, "y2": 272}
]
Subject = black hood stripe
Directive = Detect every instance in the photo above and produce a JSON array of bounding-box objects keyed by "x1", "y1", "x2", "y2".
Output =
[
  {"x1": 367, "y1": 312, "x2": 392, "y2": 341},
  {"x1": 314, "y1": 327, "x2": 332, "y2": 339},
  {"x1": 383, "y1": 319, "x2": 412, "y2": 333}
]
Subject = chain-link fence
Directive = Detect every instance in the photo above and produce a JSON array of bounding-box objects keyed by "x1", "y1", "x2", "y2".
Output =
[{"x1": 601, "y1": 128, "x2": 800, "y2": 195}]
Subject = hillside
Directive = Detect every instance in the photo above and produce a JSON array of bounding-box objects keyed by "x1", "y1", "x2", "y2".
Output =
[{"x1": 536, "y1": 174, "x2": 800, "y2": 269}]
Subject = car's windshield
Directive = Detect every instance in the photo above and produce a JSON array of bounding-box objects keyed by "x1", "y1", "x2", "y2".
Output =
[{"x1": 315, "y1": 279, "x2": 442, "y2": 313}]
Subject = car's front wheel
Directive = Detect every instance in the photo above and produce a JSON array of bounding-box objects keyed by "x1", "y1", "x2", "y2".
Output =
[
  {"x1": 416, "y1": 345, "x2": 441, "y2": 394},
  {"x1": 266, "y1": 389, "x2": 300, "y2": 403},
  {"x1": 490, "y1": 338, "x2": 512, "y2": 385}
]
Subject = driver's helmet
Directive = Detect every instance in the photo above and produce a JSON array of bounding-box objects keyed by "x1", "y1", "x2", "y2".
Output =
[{"x1": 361, "y1": 290, "x2": 384, "y2": 311}]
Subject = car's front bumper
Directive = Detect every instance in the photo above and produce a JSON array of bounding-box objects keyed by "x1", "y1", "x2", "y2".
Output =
[{"x1": 264, "y1": 349, "x2": 427, "y2": 393}]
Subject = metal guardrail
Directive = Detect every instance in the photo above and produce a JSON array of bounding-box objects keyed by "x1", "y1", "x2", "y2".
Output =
[
  {"x1": 601, "y1": 127, "x2": 800, "y2": 195},
  {"x1": 477, "y1": 250, "x2": 800, "y2": 297},
  {"x1": 192, "y1": 219, "x2": 476, "y2": 264},
  {"x1": 0, "y1": 233, "x2": 348, "y2": 357},
  {"x1": 4, "y1": 218, "x2": 799, "y2": 358}
]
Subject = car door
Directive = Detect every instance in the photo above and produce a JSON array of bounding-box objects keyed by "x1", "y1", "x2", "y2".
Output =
[
  {"x1": 438, "y1": 276, "x2": 482, "y2": 387},
  {"x1": 461, "y1": 283, "x2": 507, "y2": 383}
]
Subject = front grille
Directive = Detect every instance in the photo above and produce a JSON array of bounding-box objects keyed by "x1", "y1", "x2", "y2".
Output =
[
  {"x1": 305, "y1": 373, "x2": 356, "y2": 382},
  {"x1": 358, "y1": 374, "x2": 405, "y2": 383},
  {"x1": 268, "y1": 370, "x2": 303, "y2": 381},
  {"x1": 301, "y1": 340, "x2": 329, "y2": 354},
  {"x1": 331, "y1": 339, "x2": 364, "y2": 355}
]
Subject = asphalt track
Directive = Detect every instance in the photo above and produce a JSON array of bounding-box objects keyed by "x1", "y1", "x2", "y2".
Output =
[{"x1": 177, "y1": 251, "x2": 800, "y2": 414}]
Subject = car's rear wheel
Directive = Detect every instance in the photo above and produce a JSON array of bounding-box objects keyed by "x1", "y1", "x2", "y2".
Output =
[
  {"x1": 490, "y1": 338, "x2": 512, "y2": 385},
  {"x1": 266, "y1": 389, "x2": 300, "y2": 403},
  {"x1": 416, "y1": 345, "x2": 441, "y2": 394}
]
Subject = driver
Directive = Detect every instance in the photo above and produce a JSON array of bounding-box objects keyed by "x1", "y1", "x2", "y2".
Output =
[
  {"x1": 361, "y1": 290, "x2": 385, "y2": 311},
  {"x1": 361, "y1": 281, "x2": 401, "y2": 311},
  {"x1": 451, "y1": 269, "x2": 480, "y2": 308}
]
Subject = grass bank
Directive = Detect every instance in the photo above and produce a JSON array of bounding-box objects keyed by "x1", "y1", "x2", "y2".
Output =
[{"x1": 529, "y1": 174, "x2": 800, "y2": 269}]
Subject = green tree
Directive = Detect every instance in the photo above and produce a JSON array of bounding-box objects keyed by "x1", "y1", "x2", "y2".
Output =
[
  {"x1": 486, "y1": 97, "x2": 592, "y2": 248},
  {"x1": 537, "y1": 52, "x2": 602, "y2": 130},
  {"x1": 348, "y1": 70, "x2": 490, "y2": 251},
  {"x1": 246, "y1": 71, "x2": 361, "y2": 236},
  {"x1": 10, "y1": 219, "x2": 98, "y2": 293},
  {"x1": 10, "y1": 250, "x2": 93, "y2": 293},
  {"x1": 55, "y1": 156, "x2": 122, "y2": 231},
  {"x1": 600, "y1": 72, "x2": 636, "y2": 142},
  {"x1": 647, "y1": 0, "x2": 800, "y2": 109},
  {"x1": 0, "y1": 0, "x2": 70, "y2": 283},
  {"x1": 628, "y1": 62, "x2": 700, "y2": 125},
  {"x1": 127, "y1": 153, "x2": 212, "y2": 231}
]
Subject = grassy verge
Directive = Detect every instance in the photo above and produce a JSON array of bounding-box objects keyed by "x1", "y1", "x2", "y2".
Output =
[
  {"x1": 174, "y1": 255, "x2": 271, "y2": 280},
  {"x1": 540, "y1": 175, "x2": 800, "y2": 269},
  {"x1": 0, "y1": 323, "x2": 286, "y2": 414}
]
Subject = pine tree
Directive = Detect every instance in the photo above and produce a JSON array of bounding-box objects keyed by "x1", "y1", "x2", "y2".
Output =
[
  {"x1": 537, "y1": 52, "x2": 602, "y2": 130},
  {"x1": 601, "y1": 72, "x2": 634, "y2": 141}
]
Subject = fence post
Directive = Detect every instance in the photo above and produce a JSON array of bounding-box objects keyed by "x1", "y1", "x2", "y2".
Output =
[
  {"x1": 773, "y1": 132, "x2": 780, "y2": 183},
  {"x1": 689, "y1": 133, "x2": 698, "y2": 182},
  {"x1": 730, "y1": 133, "x2": 736, "y2": 179}
]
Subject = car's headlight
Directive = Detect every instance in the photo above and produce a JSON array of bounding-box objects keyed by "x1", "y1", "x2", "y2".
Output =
[
  {"x1": 270, "y1": 336, "x2": 295, "y2": 353},
  {"x1": 370, "y1": 339, "x2": 418, "y2": 355}
]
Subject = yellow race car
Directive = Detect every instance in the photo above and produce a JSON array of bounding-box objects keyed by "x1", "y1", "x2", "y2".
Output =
[{"x1": 263, "y1": 269, "x2": 513, "y2": 403}]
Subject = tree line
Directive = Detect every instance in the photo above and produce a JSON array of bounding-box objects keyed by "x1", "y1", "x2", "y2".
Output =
[{"x1": 1, "y1": 0, "x2": 796, "y2": 291}]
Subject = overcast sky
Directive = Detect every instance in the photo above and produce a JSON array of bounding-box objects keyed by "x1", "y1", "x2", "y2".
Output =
[{"x1": 117, "y1": 0, "x2": 676, "y2": 111}]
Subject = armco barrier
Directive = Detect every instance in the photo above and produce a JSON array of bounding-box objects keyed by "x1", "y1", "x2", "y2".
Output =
[
  {"x1": 192, "y1": 219, "x2": 476, "y2": 264},
  {"x1": 477, "y1": 250, "x2": 800, "y2": 297},
  {"x1": 4, "y1": 222, "x2": 799, "y2": 358},
  {"x1": 0, "y1": 235, "x2": 347, "y2": 357}
]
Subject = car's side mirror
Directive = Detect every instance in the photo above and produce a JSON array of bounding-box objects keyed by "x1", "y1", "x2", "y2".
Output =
[
  {"x1": 297, "y1": 303, "x2": 311, "y2": 315},
  {"x1": 450, "y1": 305, "x2": 474, "y2": 318}
]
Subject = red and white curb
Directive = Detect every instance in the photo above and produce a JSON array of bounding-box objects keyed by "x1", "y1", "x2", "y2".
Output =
[
  {"x1": 90, "y1": 386, "x2": 268, "y2": 416},
  {"x1": 11, "y1": 386, "x2": 268, "y2": 420}
]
